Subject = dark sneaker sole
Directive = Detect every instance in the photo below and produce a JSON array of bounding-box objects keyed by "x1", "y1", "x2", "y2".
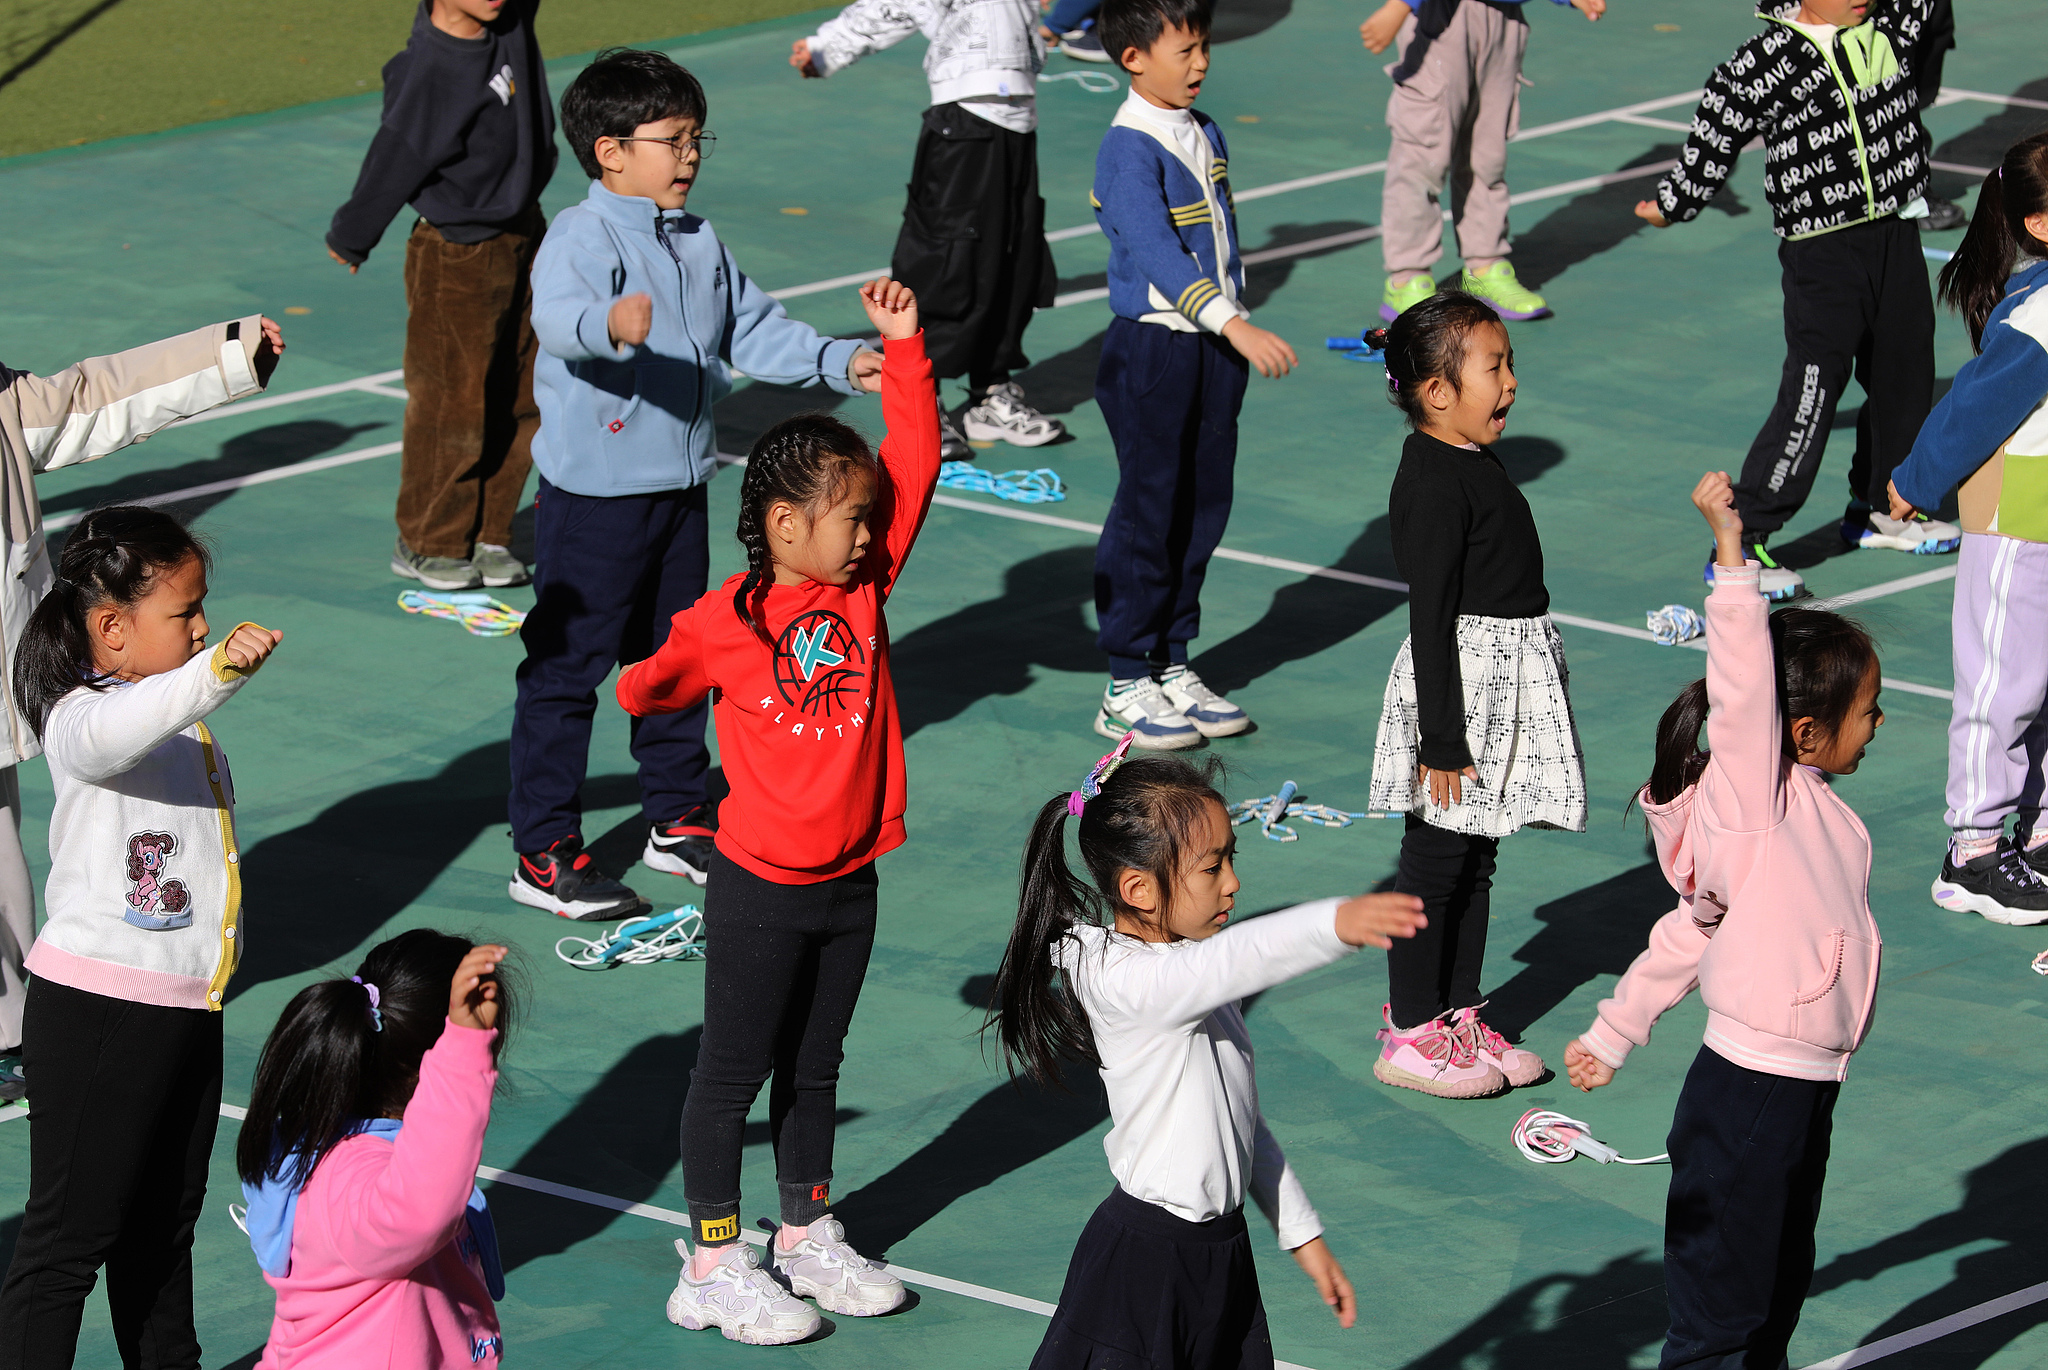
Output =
[
  {"x1": 1931, "y1": 876, "x2": 2048, "y2": 926},
  {"x1": 507, "y1": 878, "x2": 649, "y2": 922},
  {"x1": 643, "y1": 842, "x2": 710, "y2": 885}
]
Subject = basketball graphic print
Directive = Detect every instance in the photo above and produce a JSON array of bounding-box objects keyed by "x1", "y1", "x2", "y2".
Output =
[{"x1": 773, "y1": 609, "x2": 869, "y2": 718}]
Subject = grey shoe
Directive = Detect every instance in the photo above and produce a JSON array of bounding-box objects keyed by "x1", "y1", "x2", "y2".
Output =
[
  {"x1": 937, "y1": 398, "x2": 971, "y2": 462},
  {"x1": 392, "y1": 537, "x2": 482, "y2": 591},
  {"x1": 471, "y1": 542, "x2": 531, "y2": 588}
]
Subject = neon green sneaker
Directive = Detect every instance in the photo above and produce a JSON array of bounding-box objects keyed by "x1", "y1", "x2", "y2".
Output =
[
  {"x1": 1379, "y1": 274, "x2": 1437, "y2": 322},
  {"x1": 1460, "y1": 261, "x2": 1552, "y2": 320}
]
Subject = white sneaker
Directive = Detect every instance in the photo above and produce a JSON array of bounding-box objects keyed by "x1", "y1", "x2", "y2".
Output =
[
  {"x1": 1157, "y1": 664, "x2": 1251, "y2": 738},
  {"x1": 664, "y1": 1240, "x2": 822, "y2": 1345},
  {"x1": 937, "y1": 399, "x2": 970, "y2": 462},
  {"x1": 1842, "y1": 508, "x2": 1962, "y2": 554},
  {"x1": 771, "y1": 1216, "x2": 906, "y2": 1317},
  {"x1": 1095, "y1": 676, "x2": 1201, "y2": 750},
  {"x1": 960, "y1": 382, "x2": 1067, "y2": 447}
]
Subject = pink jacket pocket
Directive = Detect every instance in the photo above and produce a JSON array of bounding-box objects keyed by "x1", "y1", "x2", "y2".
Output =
[{"x1": 1790, "y1": 929, "x2": 1880, "y2": 1053}]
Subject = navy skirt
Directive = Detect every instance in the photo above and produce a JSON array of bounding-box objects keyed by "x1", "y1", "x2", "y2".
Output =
[{"x1": 1029, "y1": 1186, "x2": 1273, "y2": 1370}]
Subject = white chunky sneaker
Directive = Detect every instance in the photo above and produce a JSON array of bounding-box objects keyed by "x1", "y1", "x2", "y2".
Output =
[
  {"x1": 771, "y1": 1216, "x2": 907, "y2": 1317},
  {"x1": 1841, "y1": 508, "x2": 1962, "y2": 554},
  {"x1": 1157, "y1": 664, "x2": 1251, "y2": 738},
  {"x1": 960, "y1": 382, "x2": 1067, "y2": 447},
  {"x1": 1095, "y1": 676, "x2": 1201, "y2": 750},
  {"x1": 664, "y1": 1240, "x2": 821, "y2": 1346}
]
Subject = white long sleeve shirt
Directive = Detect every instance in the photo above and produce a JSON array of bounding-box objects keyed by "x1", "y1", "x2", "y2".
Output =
[
  {"x1": 806, "y1": 0, "x2": 1044, "y2": 132},
  {"x1": 27, "y1": 639, "x2": 261, "y2": 1011},
  {"x1": 1053, "y1": 897, "x2": 1352, "y2": 1250}
]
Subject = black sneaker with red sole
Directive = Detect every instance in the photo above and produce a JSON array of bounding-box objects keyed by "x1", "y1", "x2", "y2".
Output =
[
  {"x1": 509, "y1": 836, "x2": 650, "y2": 921},
  {"x1": 645, "y1": 803, "x2": 717, "y2": 885}
]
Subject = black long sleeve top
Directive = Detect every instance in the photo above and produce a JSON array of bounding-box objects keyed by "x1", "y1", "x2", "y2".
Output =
[
  {"x1": 1388, "y1": 431, "x2": 1550, "y2": 771},
  {"x1": 326, "y1": 0, "x2": 557, "y2": 265}
]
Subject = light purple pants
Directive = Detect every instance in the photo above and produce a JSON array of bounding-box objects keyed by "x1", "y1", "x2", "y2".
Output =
[{"x1": 1948, "y1": 532, "x2": 2048, "y2": 838}]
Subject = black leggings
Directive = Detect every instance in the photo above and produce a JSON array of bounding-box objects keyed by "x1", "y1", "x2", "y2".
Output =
[
  {"x1": 0, "y1": 979, "x2": 222, "y2": 1370},
  {"x1": 1385, "y1": 814, "x2": 1499, "y2": 1031},
  {"x1": 681, "y1": 854, "x2": 877, "y2": 1244}
]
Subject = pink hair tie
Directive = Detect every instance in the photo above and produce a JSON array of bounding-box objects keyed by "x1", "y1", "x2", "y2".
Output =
[
  {"x1": 1068, "y1": 733, "x2": 1138, "y2": 815},
  {"x1": 350, "y1": 976, "x2": 383, "y2": 1033}
]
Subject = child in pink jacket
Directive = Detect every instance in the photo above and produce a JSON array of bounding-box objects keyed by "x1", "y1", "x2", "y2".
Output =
[
  {"x1": 1563, "y1": 470, "x2": 1886, "y2": 1370},
  {"x1": 237, "y1": 932, "x2": 512, "y2": 1368}
]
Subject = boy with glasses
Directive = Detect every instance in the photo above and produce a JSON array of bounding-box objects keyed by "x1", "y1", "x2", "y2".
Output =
[
  {"x1": 327, "y1": 0, "x2": 555, "y2": 592},
  {"x1": 508, "y1": 49, "x2": 882, "y2": 920}
]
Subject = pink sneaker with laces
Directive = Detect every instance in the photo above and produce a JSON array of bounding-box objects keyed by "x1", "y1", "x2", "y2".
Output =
[
  {"x1": 1452, "y1": 1005, "x2": 1545, "y2": 1087},
  {"x1": 1373, "y1": 1004, "x2": 1507, "y2": 1098}
]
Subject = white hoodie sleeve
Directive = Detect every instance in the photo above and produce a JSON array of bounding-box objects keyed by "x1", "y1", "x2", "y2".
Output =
[
  {"x1": 806, "y1": 0, "x2": 935, "y2": 76},
  {"x1": 1112, "y1": 899, "x2": 1356, "y2": 1032},
  {"x1": 43, "y1": 636, "x2": 259, "y2": 785}
]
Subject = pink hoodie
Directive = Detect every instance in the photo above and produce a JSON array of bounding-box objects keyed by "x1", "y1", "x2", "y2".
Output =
[
  {"x1": 1579, "y1": 563, "x2": 1882, "y2": 1083},
  {"x1": 257, "y1": 1022, "x2": 502, "y2": 1368}
]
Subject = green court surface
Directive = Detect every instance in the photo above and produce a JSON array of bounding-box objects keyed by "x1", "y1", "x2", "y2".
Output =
[{"x1": 2, "y1": 2, "x2": 2046, "y2": 1366}]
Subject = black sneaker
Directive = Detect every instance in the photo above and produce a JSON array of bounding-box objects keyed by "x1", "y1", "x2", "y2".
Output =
[
  {"x1": 645, "y1": 804, "x2": 717, "y2": 885},
  {"x1": 1932, "y1": 838, "x2": 2048, "y2": 925},
  {"x1": 1057, "y1": 26, "x2": 1111, "y2": 61},
  {"x1": 509, "y1": 836, "x2": 650, "y2": 921}
]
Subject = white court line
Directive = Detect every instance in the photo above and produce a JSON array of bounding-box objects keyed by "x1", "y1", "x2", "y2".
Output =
[
  {"x1": 1930, "y1": 160, "x2": 1995, "y2": 177},
  {"x1": 1798, "y1": 1280, "x2": 2048, "y2": 1369},
  {"x1": 1941, "y1": 87, "x2": 2048, "y2": 113},
  {"x1": 1810, "y1": 565, "x2": 1959, "y2": 610},
  {"x1": 771, "y1": 88, "x2": 1705, "y2": 298},
  {"x1": 41, "y1": 442, "x2": 404, "y2": 532},
  {"x1": 176, "y1": 370, "x2": 405, "y2": 425},
  {"x1": 211, "y1": 1102, "x2": 1315, "y2": 1366}
]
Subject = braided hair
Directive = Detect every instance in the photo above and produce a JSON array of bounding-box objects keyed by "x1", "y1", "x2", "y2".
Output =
[
  {"x1": 1363, "y1": 289, "x2": 1504, "y2": 429},
  {"x1": 14, "y1": 506, "x2": 211, "y2": 739},
  {"x1": 732, "y1": 413, "x2": 879, "y2": 643}
]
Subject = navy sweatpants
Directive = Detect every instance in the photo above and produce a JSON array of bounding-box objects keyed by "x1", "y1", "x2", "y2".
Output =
[
  {"x1": 508, "y1": 477, "x2": 711, "y2": 853},
  {"x1": 1660, "y1": 1046, "x2": 1841, "y2": 1370},
  {"x1": 1092, "y1": 317, "x2": 1249, "y2": 677}
]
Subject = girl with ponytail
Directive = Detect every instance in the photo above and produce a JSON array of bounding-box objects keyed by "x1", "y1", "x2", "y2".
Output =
[
  {"x1": 614, "y1": 279, "x2": 936, "y2": 1343},
  {"x1": 238, "y1": 933, "x2": 514, "y2": 1367},
  {"x1": 0, "y1": 503, "x2": 282, "y2": 1364},
  {"x1": 988, "y1": 740, "x2": 1425, "y2": 1370},
  {"x1": 1888, "y1": 132, "x2": 2048, "y2": 924}
]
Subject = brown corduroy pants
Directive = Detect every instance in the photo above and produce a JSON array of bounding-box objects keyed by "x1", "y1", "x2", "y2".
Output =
[{"x1": 397, "y1": 206, "x2": 544, "y2": 558}]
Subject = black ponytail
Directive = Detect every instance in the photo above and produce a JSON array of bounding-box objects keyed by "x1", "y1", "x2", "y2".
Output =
[
  {"x1": 235, "y1": 929, "x2": 519, "y2": 1187},
  {"x1": 14, "y1": 506, "x2": 211, "y2": 739},
  {"x1": 732, "y1": 414, "x2": 879, "y2": 643},
  {"x1": 985, "y1": 755, "x2": 1227, "y2": 1089},
  {"x1": 1938, "y1": 131, "x2": 2048, "y2": 351},
  {"x1": 1639, "y1": 606, "x2": 1878, "y2": 808}
]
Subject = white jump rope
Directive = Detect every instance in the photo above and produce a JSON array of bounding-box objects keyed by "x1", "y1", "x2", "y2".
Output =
[{"x1": 1511, "y1": 1108, "x2": 1669, "y2": 1166}]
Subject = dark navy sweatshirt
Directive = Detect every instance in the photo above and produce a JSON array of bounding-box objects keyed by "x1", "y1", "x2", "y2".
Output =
[{"x1": 326, "y1": 0, "x2": 557, "y2": 264}]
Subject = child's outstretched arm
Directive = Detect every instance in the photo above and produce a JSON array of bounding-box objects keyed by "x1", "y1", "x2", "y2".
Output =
[
  {"x1": 1693, "y1": 471, "x2": 1785, "y2": 830},
  {"x1": 617, "y1": 602, "x2": 713, "y2": 718},
  {"x1": 1568, "y1": 901, "x2": 1712, "y2": 1090},
  {"x1": 860, "y1": 279, "x2": 941, "y2": 599},
  {"x1": 793, "y1": 0, "x2": 924, "y2": 79},
  {"x1": 3, "y1": 317, "x2": 281, "y2": 475},
  {"x1": 1889, "y1": 298, "x2": 2048, "y2": 518},
  {"x1": 1636, "y1": 61, "x2": 1761, "y2": 229},
  {"x1": 45, "y1": 625, "x2": 279, "y2": 785},
  {"x1": 724, "y1": 245, "x2": 871, "y2": 395}
]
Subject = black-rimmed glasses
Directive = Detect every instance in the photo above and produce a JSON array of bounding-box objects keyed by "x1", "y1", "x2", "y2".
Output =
[{"x1": 616, "y1": 131, "x2": 717, "y2": 161}]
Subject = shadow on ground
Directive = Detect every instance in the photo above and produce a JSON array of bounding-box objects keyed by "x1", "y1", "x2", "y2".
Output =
[
  {"x1": 1399, "y1": 1250, "x2": 1668, "y2": 1368},
  {"x1": 42, "y1": 418, "x2": 388, "y2": 529},
  {"x1": 1807, "y1": 1134, "x2": 2048, "y2": 1369},
  {"x1": 1480, "y1": 862, "x2": 1672, "y2": 1044}
]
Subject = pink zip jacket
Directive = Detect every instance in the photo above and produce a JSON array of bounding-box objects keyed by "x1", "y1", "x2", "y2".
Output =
[
  {"x1": 1579, "y1": 562, "x2": 1882, "y2": 1083},
  {"x1": 257, "y1": 1022, "x2": 501, "y2": 1368}
]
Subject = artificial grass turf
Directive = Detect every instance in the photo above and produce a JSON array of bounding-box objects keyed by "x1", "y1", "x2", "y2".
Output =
[{"x1": 0, "y1": 0, "x2": 830, "y2": 159}]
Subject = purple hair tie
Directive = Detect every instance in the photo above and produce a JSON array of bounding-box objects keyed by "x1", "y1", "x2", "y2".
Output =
[
  {"x1": 351, "y1": 976, "x2": 383, "y2": 1033},
  {"x1": 1068, "y1": 733, "x2": 1138, "y2": 815}
]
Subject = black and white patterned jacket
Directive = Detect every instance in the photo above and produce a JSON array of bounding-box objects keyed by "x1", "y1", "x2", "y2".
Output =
[{"x1": 1657, "y1": 1, "x2": 1934, "y2": 240}]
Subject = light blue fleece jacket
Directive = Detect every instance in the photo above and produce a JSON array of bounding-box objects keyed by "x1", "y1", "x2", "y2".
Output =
[{"x1": 531, "y1": 181, "x2": 866, "y2": 497}]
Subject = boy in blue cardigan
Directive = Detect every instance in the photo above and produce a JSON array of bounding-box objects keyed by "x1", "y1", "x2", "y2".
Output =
[
  {"x1": 511, "y1": 49, "x2": 879, "y2": 919},
  {"x1": 1089, "y1": 0, "x2": 1295, "y2": 750}
]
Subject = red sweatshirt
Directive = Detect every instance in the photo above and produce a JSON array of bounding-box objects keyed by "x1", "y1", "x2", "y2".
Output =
[{"x1": 616, "y1": 334, "x2": 939, "y2": 883}]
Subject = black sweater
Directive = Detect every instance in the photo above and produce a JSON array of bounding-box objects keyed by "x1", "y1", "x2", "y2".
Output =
[
  {"x1": 327, "y1": 0, "x2": 557, "y2": 264},
  {"x1": 1388, "y1": 431, "x2": 1549, "y2": 772}
]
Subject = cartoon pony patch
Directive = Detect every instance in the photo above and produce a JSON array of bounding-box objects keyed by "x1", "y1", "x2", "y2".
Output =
[{"x1": 123, "y1": 831, "x2": 192, "y2": 931}]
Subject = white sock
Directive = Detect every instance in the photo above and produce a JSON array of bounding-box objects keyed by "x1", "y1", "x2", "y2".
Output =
[{"x1": 1956, "y1": 834, "x2": 2002, "y2": 862}]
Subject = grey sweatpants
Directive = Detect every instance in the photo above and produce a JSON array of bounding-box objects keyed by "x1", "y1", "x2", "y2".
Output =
[
  {"x1": 1948, "y1": 533, "x2": 2048, "y2": 839},
  {"x1": 1379, "y1": 1, "x2": 1528, "y2": 277},
  {"x1": 0, "y1": 768, "x2": 32, "y2": 1052}
]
